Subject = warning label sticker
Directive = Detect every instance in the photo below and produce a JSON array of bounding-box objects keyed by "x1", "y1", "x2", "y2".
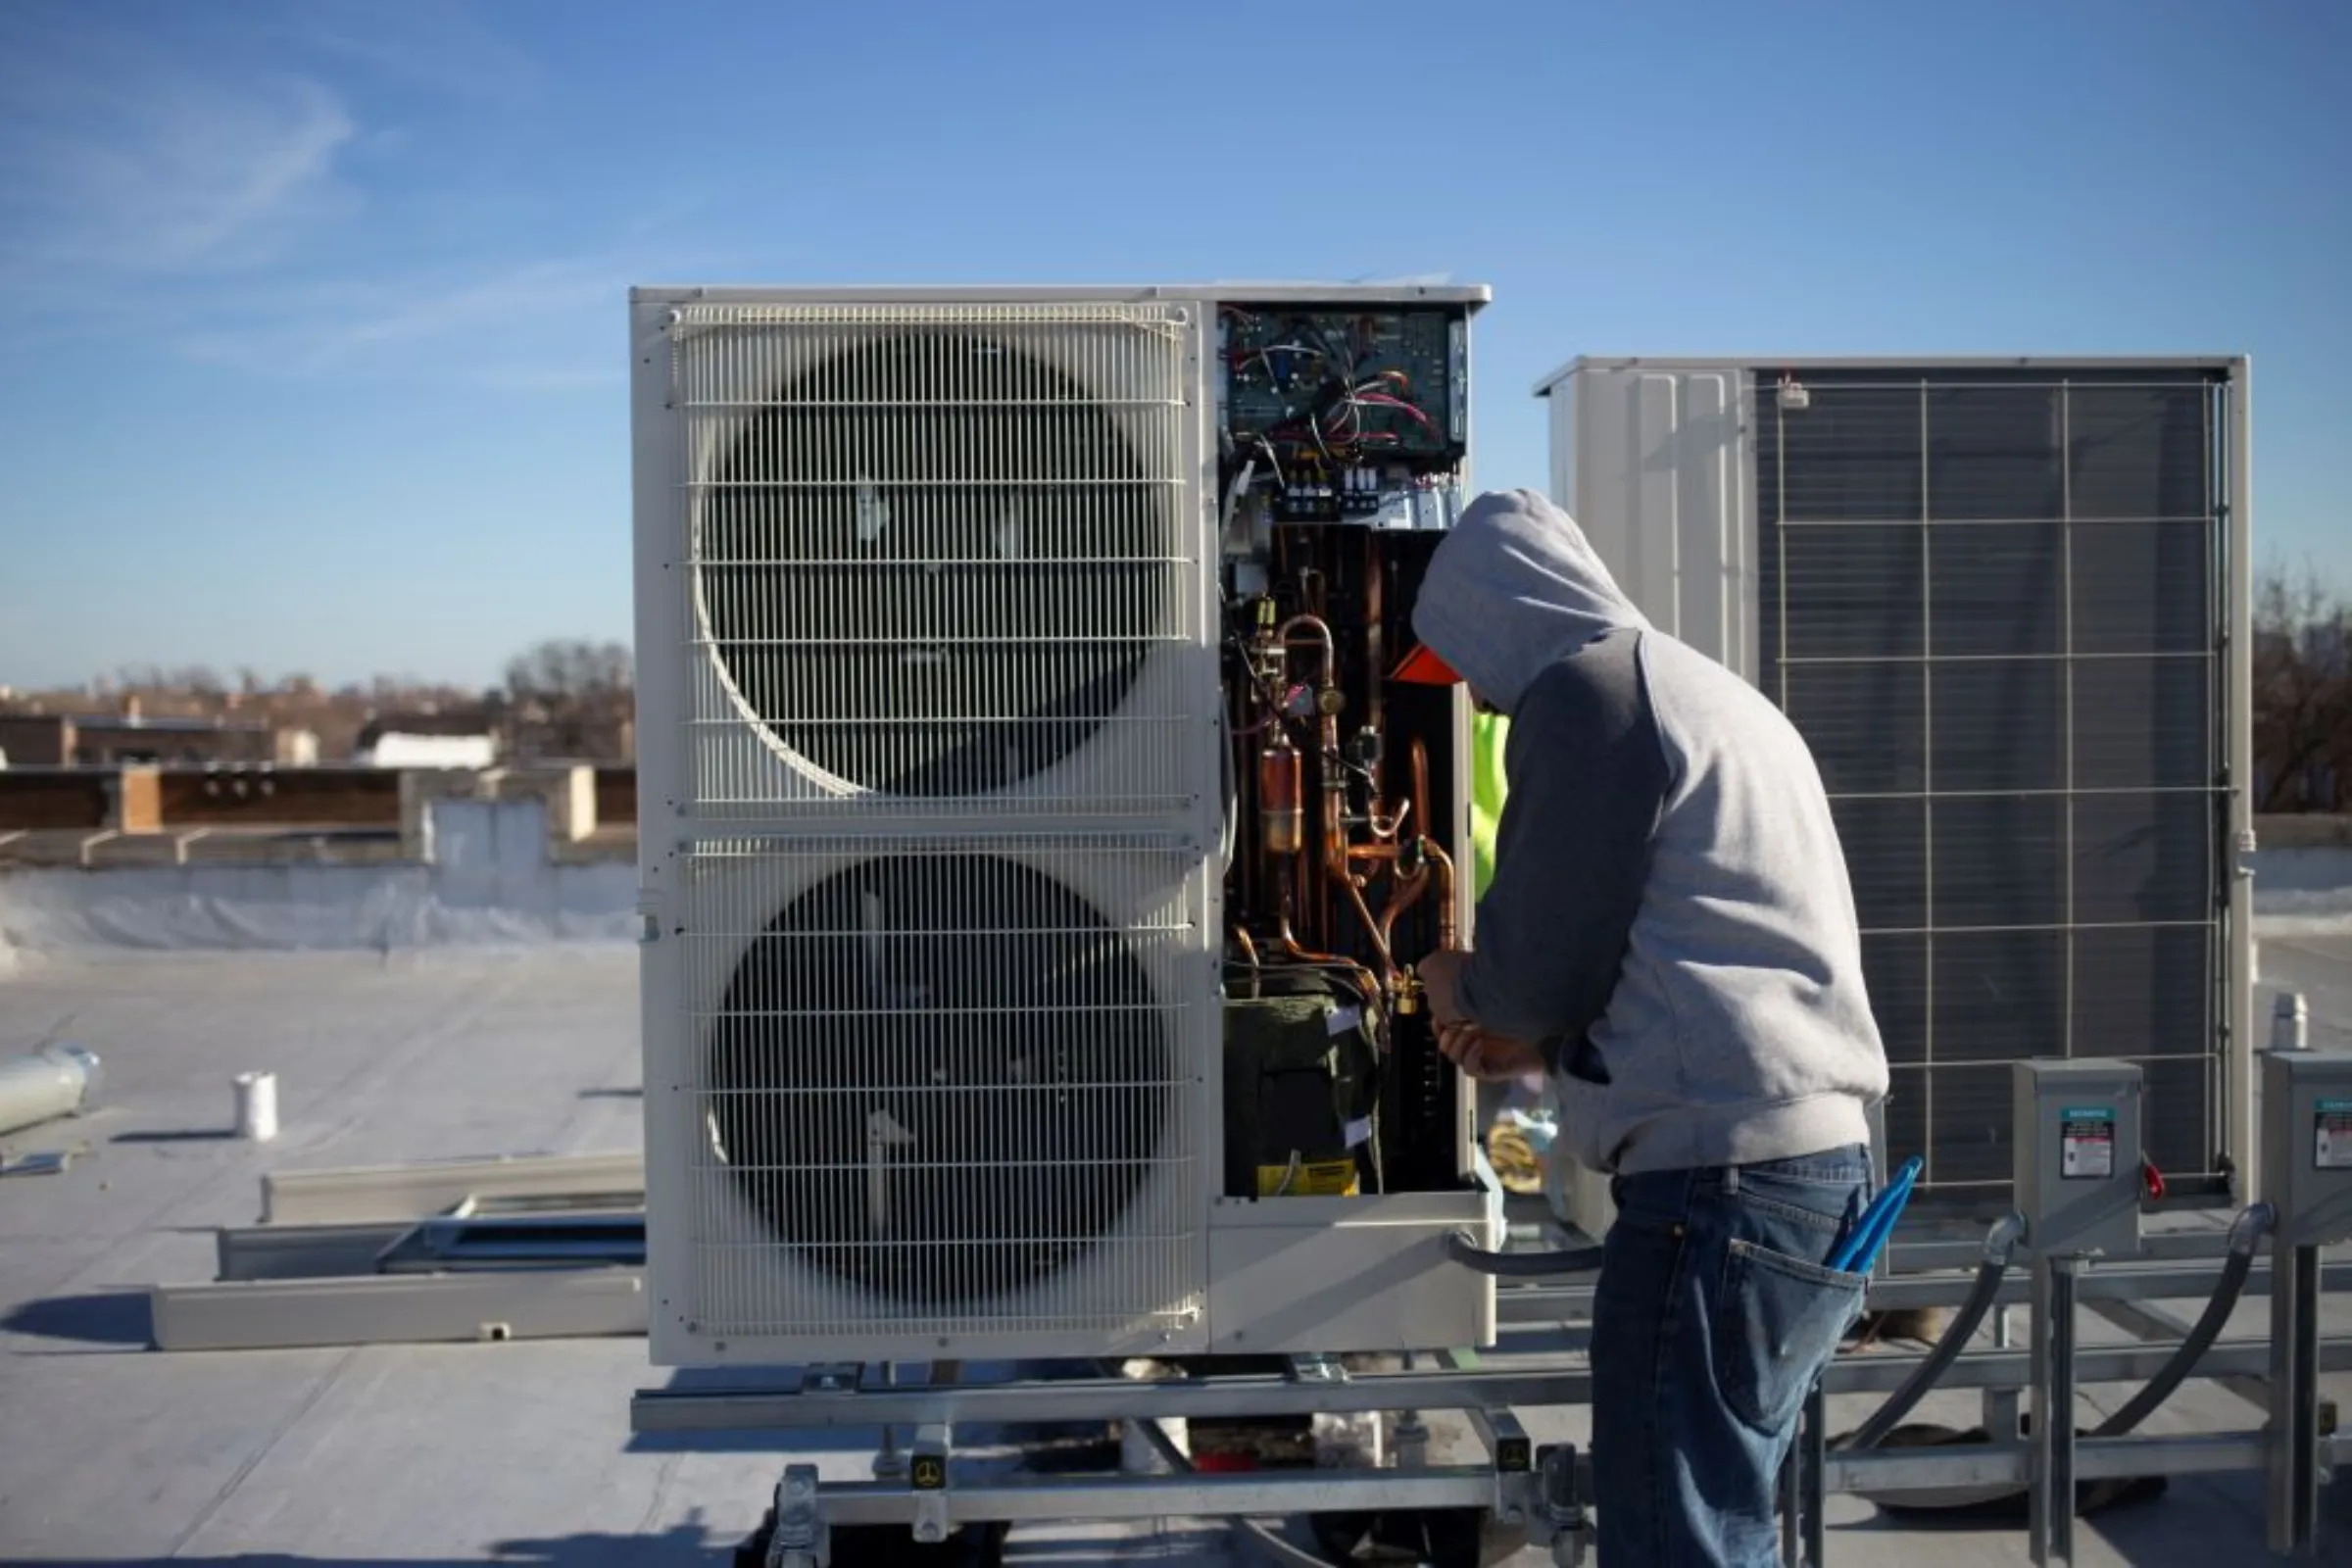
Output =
[
  {"x1": 1257, "y1": 1159, "x2": 1360, "y2": 1198},
  {"x1": 2060, "y1": 1107, "x2": 2115, "y2": 1181},
  {"x1": 2315, "y1": 1099, "x2": 2352, "y2": 1170}
]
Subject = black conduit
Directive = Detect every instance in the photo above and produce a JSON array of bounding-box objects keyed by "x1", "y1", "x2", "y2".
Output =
[
  {"x1": 1842, "y1": 1212, "x2": 2027, "y2": 1451},
  {"x1": 1842, "y1": 1202, "x2": 2275, "y2": 1455},
  {"x1": 2093, "y1": 1202, "x2": 2274, "y2": 1439},
  {"x1": 1446, "y1": 1231, "x2": 1607, "y2": 1278}
]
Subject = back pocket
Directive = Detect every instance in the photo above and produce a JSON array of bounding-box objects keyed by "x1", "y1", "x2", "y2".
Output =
[{"x1": 1712, "y1": 1239, "x2": 1867, "y2": 1433}]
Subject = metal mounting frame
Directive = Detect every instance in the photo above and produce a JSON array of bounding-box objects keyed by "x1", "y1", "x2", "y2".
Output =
[
  {"x1": 150, "y1": 1152, "x2": 650, "y2": 1352},
  {"x1": 142, "y1": 1151, "x2": 2349, "y2": 1561},
  {"x1": 646, "y1": 1339, "x2": 2339, "y2": 1568}
]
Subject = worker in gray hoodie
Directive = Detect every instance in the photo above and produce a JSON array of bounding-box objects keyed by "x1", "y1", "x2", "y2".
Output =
[{"x1": 1403, "y1": 489, "x2": 1890, "y2": 1567}]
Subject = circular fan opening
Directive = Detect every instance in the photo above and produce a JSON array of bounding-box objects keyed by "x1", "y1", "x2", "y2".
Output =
[
  {"x1": 708, "y1": 854, "x2": 1172, "y2": 1305},
  {"x1": 698, "y1": 328, "x2": 1176, "y2": 798}
]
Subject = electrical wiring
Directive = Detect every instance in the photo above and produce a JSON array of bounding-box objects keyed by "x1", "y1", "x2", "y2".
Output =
[
  {"x1": 1351, "y1": 391, "x2": 1439, "y2": 435},
  {"x1": 1225, "y1": 311, "x2": 1447, "y2": 476}
]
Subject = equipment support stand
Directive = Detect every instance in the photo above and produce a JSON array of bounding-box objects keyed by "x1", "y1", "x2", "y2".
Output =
[
  {"x1": 2031, "y1": 1253, "x2": 2082, "y2": 1567},
  {"x1": 2270, "y1": 1240, "x2": 2324, "y2": 1555}
]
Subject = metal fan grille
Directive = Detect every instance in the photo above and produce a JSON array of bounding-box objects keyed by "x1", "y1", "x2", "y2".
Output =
[
  {"x1": 1755, "y1": 368, "x2": 2232, "y2": 1204},
  {"x1": 671, "y1": 303, "x2": 1202, "y2": 817},
  {"x1": 679, "y1": 835, "x2": 1204, "y2": 1341}
]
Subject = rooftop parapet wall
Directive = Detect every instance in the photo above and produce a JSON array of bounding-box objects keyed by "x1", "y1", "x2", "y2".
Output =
[{"x1": 2, "y1": 765, "x2": 628, "y2": 872}]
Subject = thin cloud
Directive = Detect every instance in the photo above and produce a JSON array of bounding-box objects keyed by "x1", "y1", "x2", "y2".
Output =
[
  {"x1": 175, "y1": 256, "x2": 638, "y2": 382},
  {"x1": 261, "y1": 0, "x2": 544, "y2": 105},
  {"x1": 0, "y1": 4, "x2": 704, "y2": 393},
  {"x1": 0, "y1": 40, "x2": 357, "y2": 280},
  {"x1": 176, "y1": 229, "x2": 778, "y2": 387}
]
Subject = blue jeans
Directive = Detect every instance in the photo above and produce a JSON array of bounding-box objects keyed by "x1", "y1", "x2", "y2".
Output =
[{"x1": 1590, "y1": 1146, "x2": 1874, "y2": 1566}]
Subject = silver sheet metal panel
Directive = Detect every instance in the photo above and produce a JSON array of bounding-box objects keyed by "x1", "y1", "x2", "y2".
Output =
[
  {"x1": 632, "y1": 294, "x2": 1229, "y2": 1366},
  {"x1": 1756, "y1": 364, "x2": 2239, "y2": 1204},
  {"x1": 1551, "y1": 359, "x2": 2249, "y2": 1209}
]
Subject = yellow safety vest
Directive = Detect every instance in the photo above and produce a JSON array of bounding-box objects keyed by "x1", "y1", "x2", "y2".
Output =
[{"x1": 1470, "y1": 711, "x2": 1508, "y2": 900}]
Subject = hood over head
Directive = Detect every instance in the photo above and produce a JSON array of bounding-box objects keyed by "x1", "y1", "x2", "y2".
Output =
[{"x1": 1408, "y1": 489, "x2": 1648, "y2": 714}]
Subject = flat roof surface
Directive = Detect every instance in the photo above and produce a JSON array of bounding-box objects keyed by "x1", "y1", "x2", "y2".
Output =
[{"x1": 4, "y1": 932, "x2": 2350, "y2": 1565}]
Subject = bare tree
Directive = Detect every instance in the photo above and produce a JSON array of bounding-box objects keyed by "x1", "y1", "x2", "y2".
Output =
[
  {"x1": 2252, "y1": 557, "x2": 2352, "y2": 811},
  {"x1": 499, "y1": 639, "x2": 634, "y2": 761},
  {"x1": 504, "y1": 638, "x2": 634, "y2": 703}
]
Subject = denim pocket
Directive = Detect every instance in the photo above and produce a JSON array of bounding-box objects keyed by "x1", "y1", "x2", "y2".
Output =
[{"x1": 1713, "y1": 1238, "x2": 1868, "y2": 1433}]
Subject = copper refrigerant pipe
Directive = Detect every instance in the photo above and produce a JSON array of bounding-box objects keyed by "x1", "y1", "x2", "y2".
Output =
[
  {"x1": 1276, "y1": 892, "x2": 1381, "y2": 1009},
  {"x1": 1339, "y1": 874, "x2": 1398, "y2": 980},
  {"x1": 1230, "y1": 923, "x2": 1264, "y2": 999},
  {"x1": 1265, "y1": 612, "x2": 1344, "y2": 937},
  {"x1": 1257, "y1": 734, "x2": 1304, "y2": 858},
  {"x1": 1377, "y1": 866, "x2": 1430, "y2": 957},
  {"x1": 1275, "y1": 613, "x2": 1337, "y2": 673},
  {"x1": 1423, "y1": 839, "x2": 1459, "y2": 951}
]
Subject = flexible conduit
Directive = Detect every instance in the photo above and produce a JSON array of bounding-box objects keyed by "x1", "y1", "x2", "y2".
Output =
[
  {"x1": 1445, "y1": 1231, "x2": 1607, "y2": 1278},
  {"x1": 1842, "y1": 1212, "x2": 2026, "y2": 1451},
  {"x1": 2092, "y1": 1202, "x2": 2273, "y2": 1438},
  {"x1": 1844, "y1": 1202, "x2": 2275, "y2": 1452}
]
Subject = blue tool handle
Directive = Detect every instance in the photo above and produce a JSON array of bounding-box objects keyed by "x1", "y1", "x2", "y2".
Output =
[{"x1": 1828, "y1": 1153, "x2": 1922, "y2": 1274}]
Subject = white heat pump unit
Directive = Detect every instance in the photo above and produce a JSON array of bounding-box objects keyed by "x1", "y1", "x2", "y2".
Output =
[
  {"x1": 632, "y1": 286, "x2": 1500, "y2": 1367},
  {"x1": 1537, "y1": 356, "x2": 2254, "y2": 1230}
]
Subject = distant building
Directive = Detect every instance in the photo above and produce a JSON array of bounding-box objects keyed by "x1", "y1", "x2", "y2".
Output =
[
  {"x1": 354, "y1": 711, "x2": 499, "y2": 768},
  {"x1": 507, "y1": 710, "x2": 635, "y2": 764},
  {"x1": 358, "y1": 733, "x2": 499, "y2": 768},
  {"x1": 0, "y1": 701, "x2": 287, "y2": 767}
]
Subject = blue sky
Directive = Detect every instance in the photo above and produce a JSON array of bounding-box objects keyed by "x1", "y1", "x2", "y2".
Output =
[{"x1": 0, "y1": 0, "x2": 2344, "y2": 691}]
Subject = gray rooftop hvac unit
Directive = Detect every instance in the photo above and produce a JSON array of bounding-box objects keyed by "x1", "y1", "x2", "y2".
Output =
[{"x1": 1540, "y1": 357, "x2": 2252, "y2": 1220}]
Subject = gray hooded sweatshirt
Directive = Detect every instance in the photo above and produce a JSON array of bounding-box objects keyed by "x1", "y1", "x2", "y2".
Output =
[{"x1": 1413, "y1": 489, "x2": 1889, "y2": 1176}]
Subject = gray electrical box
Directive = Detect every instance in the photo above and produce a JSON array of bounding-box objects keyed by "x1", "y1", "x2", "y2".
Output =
[
  {"x1": 2012, "y1": 1058, "x2": 2145, "y2": 1258},
  {"x1": 2261, "y1": 1050, "x2": 2352, "y2": 1248}
]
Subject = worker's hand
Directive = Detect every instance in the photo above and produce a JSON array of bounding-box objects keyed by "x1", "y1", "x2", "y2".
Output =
[
  {"x1": 1438, "y1": 1023, "x2": 1544, "y2": 1083},
  {"x1": 1416, "y1": 949, "x2": 1469, "y2": 1024}
]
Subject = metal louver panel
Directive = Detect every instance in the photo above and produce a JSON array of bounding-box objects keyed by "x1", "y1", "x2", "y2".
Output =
[
  {"x1": 668, "y1": 301, "x2": 1205, "y2": 819},
  {"x1": 1755, "y1": 367, "x2": 2232, "y2": 1206},
  {"x1": 674, "y1": 834, "x2": 1208, "y2": 1349}
]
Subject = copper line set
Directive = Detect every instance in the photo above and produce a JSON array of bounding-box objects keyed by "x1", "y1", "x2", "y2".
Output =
[{"x1": 1228, "y1": 557, "x2": 1458, "y2": 1017}]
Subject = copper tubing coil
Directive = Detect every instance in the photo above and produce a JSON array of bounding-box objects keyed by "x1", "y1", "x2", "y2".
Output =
[{"x1": 1274, "y1": 893, "x2": 1382, "y2": 1010}]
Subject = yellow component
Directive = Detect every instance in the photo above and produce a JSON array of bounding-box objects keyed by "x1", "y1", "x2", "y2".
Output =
[
  {"x1": 1256, "y1": 1159, "x2": 1359, "y2": 1198},
  {"x1": 1485, "y1": 1124, "x2": 1545, "y2": 1197},
  {"x1": 1392, "y1": 975, "x2": 1424, "y2": 1016}
]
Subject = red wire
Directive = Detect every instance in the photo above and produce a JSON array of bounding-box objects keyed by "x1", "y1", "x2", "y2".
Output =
[{"x1": 1354, "y1": 392, "x2": 1438, "y2": 432}]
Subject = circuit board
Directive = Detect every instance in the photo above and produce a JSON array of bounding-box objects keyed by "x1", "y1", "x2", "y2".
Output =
[{"x1": 1217, "y1": 305, "x2": 1466, "y2": 485}]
